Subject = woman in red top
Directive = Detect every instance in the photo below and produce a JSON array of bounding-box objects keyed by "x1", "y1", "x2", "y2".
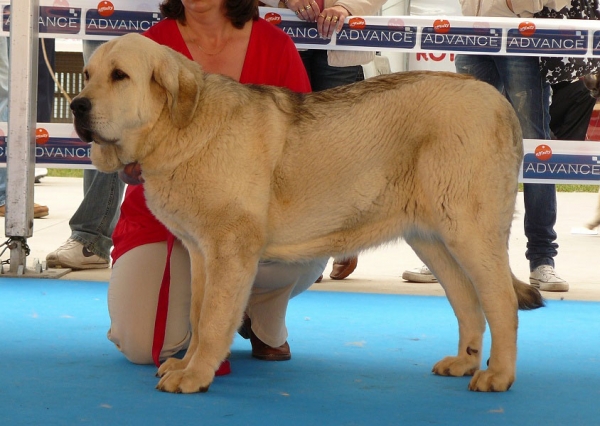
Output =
[{"x1": 107, "y1": 0, "x2": 327, "y2": 365}]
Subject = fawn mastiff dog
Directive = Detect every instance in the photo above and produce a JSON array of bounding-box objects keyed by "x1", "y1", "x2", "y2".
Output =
[{"x1": 72, "y1": 33, "x2": 543, "y2": 394}]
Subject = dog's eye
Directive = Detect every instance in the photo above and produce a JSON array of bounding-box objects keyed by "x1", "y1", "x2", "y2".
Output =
[
  {"x1": 111, "y1": 69, "x2": 129, "y2": 82},
  {"x1": 83, "y1": 70, "x2": 89, "y2": 82}
]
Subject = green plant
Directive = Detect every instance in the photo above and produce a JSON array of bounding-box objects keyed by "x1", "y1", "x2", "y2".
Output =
[
  {"x1": 47, "y1": 168, "x2": 84, "y2": 178},
  {"x1": 519, "y1": 183, "x2": 599, "y2": 193},
  {"x1": 556, "y1": 184, "x2": 599, "y2": 193}
]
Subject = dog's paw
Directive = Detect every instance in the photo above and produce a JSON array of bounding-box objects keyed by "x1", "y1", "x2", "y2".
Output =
[
  {"x1": 468, "y1": 369, "x2": 514, "y2": 392},
  {"x1": 585, "y1": 221, "x2": 599, "y2": 231},
  {"x1": 157, "y1": 357, "x2": 188, "y2": 378},
  {"x1": 432, "y1": 356, "x2": 480, "y2": 377},
  {"x1": 156, "y1": 366, "x2": 214, "y2": 394}
]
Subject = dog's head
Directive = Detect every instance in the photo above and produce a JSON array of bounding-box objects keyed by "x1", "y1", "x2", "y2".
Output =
[{"x1": 72, "y1": 33, "x2": 201, "y2": 172}]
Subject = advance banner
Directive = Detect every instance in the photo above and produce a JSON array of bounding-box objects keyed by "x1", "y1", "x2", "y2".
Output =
[
  {"x1": 1, "y1": 127, "x2": 599, "y2": 184},
  {"x1": 1, "y1": 2, "x2": 599, "y2": 183},
  {"x1": 522, "y1": 139, "x2": 600, "y2": 184},
  {"x1": 0, "y1": 123, "x2": 90, "y2": 169}
]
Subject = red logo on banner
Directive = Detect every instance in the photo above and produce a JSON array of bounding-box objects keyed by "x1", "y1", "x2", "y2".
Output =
[
  {"x1": 416, "y1": 53, "x2": 455, "y2": 62},
  {"x1": 518, "y1": 21, "x2": 536, "y2": 37},
  {"x1": 97, "y1": 1, "x2": 115, "y2": 17},
  {"x1": 387, "y1": 18, "x2": 404, "y2": 29},
  {"x1": 349, "y1": 17, "x2": 366, "y2": 30},
  {"x1": 535, "y1": 144, "x2": 552, "y2": 161},
  {"x1": 36, "y1": 128, "x2": 50, "y2": 145},
  {"x1": 264, "y1": 12, "x2": 281, "y2": 25},
  {"x1": 433, "y1": 19, "x2": 450, "y2": 34}
]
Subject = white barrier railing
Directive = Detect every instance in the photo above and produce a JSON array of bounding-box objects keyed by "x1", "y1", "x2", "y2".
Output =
[{"x1": 4, "y1": 1, "x2": 600, "y2": 271}]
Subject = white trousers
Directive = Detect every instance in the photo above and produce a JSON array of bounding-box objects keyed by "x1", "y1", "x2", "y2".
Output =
[{"x1": 107, "y1": 240, "x2": 327, "y2": 364}]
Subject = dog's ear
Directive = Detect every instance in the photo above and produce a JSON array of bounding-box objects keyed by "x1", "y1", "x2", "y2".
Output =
[{"x1": 153, "y1": 50, "x2": 200, "y2": 128}]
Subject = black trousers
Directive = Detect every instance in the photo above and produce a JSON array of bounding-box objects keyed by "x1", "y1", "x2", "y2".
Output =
[
  {"x1": 550, "y1": 79, "x2": 596, "y2": 141},
  {"x1": 37, "y1": 38, "x2": 55, "y2": 123}
]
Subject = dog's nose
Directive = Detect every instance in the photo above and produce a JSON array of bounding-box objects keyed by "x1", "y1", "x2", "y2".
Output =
[{"x1": 70, "y1": 97, "x2": 91, "y2": 118}]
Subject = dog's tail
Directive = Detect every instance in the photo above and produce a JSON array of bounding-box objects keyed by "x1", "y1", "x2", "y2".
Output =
[{"x1": 513, "y1": 274, "x2": 545, "y2": 310}]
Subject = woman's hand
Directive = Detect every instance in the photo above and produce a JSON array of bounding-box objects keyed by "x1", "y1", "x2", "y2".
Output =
[
  {"x1": 317, "y1": 6, "x2": 349, "y2": 39},
  {"x1": 285, "y1": 0, "x2": 321, "y2": 22},
  {"x1": 119, "y1": 162, "x2": 144, "y2": 185}
]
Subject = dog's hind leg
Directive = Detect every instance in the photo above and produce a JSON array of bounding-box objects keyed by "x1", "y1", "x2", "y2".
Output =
[
  {"x1": 406, "y1": 236, "x2": 485, "y2": 379},
  {"x1": 443, "y1": 233, "x2": 519, "y2": 392}
]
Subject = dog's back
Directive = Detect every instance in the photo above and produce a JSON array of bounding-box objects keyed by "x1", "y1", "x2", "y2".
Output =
[{"x1": 262, "y1": 71, "x2": 523, "y2": 261}]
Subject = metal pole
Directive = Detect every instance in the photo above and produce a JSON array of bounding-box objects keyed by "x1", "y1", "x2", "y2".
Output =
[{"x1": 6, "y1": 0, "x2": 39, "y2": 272}]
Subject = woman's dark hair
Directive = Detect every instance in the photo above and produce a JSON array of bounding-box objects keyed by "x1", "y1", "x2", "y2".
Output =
[{"x1": 159, "y1": 0, "x2": 259, "y2": 29}]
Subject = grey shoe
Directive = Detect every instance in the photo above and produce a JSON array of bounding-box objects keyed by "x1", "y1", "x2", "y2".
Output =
[
  {"x1": 401, "y1": 265, "x2": 437, "y2": 283},
  {"x1": 529, "y1": 265, "x2": 569, "y2": 292},
  {"x1": 46, "y1": 239, "x2": 109, "y2": 270}
]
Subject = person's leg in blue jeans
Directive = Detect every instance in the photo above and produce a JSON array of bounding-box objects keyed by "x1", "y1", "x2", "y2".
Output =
[
  {"x1": 455, "y1": 54, "x2": 567, "y2": 292},
  {"x1": 46, "y1": 40, "x2": 126, "y2": 269}
]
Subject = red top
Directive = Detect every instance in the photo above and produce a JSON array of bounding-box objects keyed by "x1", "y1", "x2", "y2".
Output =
[{"x1": 111, "y1": 18, "x2": 311, "y2": 262}]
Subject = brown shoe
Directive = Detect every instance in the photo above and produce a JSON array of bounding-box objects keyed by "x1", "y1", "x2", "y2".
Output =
[
  {"x1": 329, "y1": 256, "x2": 358, "y2": 280},
  {"x1": 0, "y1": 203, "x2": 49, "y2": 218},
  {"x1": 34, "y1": 203, "x2": 49, "y2": 218},
  {"x1": 238, "y1": 315, "x2": 291, "y2": 361}
]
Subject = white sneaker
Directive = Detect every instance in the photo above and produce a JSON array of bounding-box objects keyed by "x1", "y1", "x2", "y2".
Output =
[
  {"x1": 402, "y1": 265, "x2": 437, "y2": 283},
  {"x1": 46, "y1": 239, "x2": 109, "y2": 270},
  {"x1": 529, "y1": 265, "x2": 569, "y2": 292}
]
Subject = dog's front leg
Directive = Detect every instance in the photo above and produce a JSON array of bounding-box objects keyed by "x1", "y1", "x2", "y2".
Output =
[
  {"x1": 156, "y1": 243, "x2": 258, "y2": 393},
  {"x1": 157, "y1": 251, "x2": 207, "y2": 378}
]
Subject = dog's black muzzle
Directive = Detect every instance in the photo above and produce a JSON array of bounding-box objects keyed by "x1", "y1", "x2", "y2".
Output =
[{"x1": 70, "y1": 97, "x2": 94, "y2": 143}]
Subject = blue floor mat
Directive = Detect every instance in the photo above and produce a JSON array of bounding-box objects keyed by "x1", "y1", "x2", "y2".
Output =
[{"x1": 1, "y1": 278, "x2": 599, "y2": 425}]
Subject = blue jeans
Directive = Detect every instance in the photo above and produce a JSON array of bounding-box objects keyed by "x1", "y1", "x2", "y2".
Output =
[
  {"x1": 68, "y1": 40, "x2": 126, "y2": 260},
  {"x1": 455, "y1": 55, "x2": 558, "y2": 270},
  {"x1": 299, "y1": 50, "x2": 363, "y2": 91}
]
